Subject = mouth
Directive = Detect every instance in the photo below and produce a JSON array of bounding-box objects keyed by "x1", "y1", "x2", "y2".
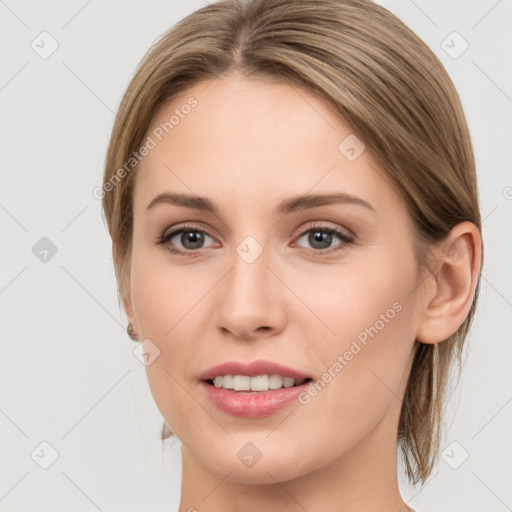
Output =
[
  {"x1": 203, "y1": 375, "x2": 313, "y2": 393},
  {"x1": 198, "y1": 360, "x2": 314, "y2": 417},
  {"x1": 201, "y1": 376, "x2": 314, "y2": 418}
]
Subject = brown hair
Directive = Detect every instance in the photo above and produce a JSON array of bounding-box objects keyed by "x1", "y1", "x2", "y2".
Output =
[{"x1": 101, "y1": 0, "x2": 483, "y2": 485}]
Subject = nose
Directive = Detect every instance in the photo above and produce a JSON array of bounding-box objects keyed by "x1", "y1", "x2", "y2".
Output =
[{"x1": 214, "y1": 243, "x2": 287, "y2": 341}]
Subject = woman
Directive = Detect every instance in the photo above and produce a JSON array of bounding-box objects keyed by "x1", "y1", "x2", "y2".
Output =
[{"x1": 101, "y1": 0, "x2": 483, "y2": 510}]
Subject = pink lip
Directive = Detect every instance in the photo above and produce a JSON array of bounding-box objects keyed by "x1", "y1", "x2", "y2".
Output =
[
  {"x1": 198, "y1": 360, "x2": 313, "y2": 418},
  {"x1": 199, "y1": 359, "x2": 311, "y2": 381},
  {"x1": 200, "y1": 380, "x2": 312, "y2": 418}
]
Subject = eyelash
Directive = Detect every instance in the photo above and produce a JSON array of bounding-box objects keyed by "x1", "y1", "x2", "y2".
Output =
[{"x1": 157, "y1": 222, "x2": 355, "y2": 257}]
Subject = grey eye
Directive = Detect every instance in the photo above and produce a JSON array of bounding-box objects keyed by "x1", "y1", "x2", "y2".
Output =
[
  {"x1": 164, "y1": 229, "x2": 215, "y2": 251},
  {"x1": 296, "y1": 228, "x2": 345, "y2": 250}
]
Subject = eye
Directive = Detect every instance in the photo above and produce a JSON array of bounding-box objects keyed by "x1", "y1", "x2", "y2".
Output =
[
  {"x1": 294, "y1": 223, "x2": 354, "y2": 254},
  {"x1": 158, "y1": 223, "x2": 216, "y2": 254},
  {"x1": 156, "y1": 222, "x2": 355, "y2": 257}
]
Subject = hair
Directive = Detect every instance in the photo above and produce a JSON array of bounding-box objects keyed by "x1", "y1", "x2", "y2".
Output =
[{"x1": 101, "y1": 0, "x2": 483, "y2": 486}]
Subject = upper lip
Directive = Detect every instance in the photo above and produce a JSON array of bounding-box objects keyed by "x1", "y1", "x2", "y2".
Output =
[{"x1": 199, "y1": 360, "x2": 311, "y2": 381}]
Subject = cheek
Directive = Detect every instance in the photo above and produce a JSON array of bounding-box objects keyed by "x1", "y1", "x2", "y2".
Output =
[
  {"x1": 131, "y1": 268, "x2": 204, "y2": 436},
  {"x1": 291, "y1": 253, "x2": 414, "y2": 349},
  {"x1": 129, "y1": 249, "x2": 218, "y2": 427},
  {"x1": 286, "y1": 293, "x2": 416, "y2": 471},
  {"x1": 293, "y1": 251, "x2": 418, "y2": 416},
  {"x1": 130, "y1": 245, "x2": 206, "y2": 339}
]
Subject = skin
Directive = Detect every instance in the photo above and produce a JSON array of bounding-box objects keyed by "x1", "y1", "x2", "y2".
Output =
[{"x1": 118, "y1": 72, "x2": 482, "y2": 512}]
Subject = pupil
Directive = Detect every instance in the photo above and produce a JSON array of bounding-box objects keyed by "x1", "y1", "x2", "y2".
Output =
[
  {"x1": 182, "y1": 231, "x2": 203, "y2": 249},
  {"x1": 309, "y1": 230, "x2": 331, "y2": 249}
]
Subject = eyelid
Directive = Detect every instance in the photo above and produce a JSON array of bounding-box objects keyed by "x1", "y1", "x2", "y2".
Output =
[
  {"x1": 294, "y1": 221, "x2": 354, "y2": 240},
  {"x1": 160, "y1": 222, "x2": 217, "y2": 246},
  {"x1": 161, "y1": 222, "x2": 212, "y2": 238}
]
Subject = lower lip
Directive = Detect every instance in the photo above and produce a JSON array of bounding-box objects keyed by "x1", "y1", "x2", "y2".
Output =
[{"x1": 201, "y1": 381, "x2": 312, "y2": 418}]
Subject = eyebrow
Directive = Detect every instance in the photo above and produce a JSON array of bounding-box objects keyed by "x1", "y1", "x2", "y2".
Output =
[{"x1": 145, "y1": 192, "x2": 376, "y2": 215}]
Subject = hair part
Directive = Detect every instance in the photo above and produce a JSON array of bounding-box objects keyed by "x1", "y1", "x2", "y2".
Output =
[{"x1": 102, "y1": 0, "x2": 483, "y2": 485}]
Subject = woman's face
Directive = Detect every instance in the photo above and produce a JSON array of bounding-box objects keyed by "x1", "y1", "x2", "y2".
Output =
[{"x1": 127, "y1": 73, "x2": 428, "y2": 483}]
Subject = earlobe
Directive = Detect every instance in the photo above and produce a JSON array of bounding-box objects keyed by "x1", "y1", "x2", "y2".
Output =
[
  {"x1": 122, "y1": 283, "x2": 139, "y2": 337},
  {"x1": 123, "y1": 289, "x2": 140, "y2": 341},
  {"x1": 416, "y1": 221, "x2": 482, "y2": 345}
]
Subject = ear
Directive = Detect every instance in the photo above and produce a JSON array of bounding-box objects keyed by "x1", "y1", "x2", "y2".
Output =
[
  {"x1": 112, "y1": 242, "x2": 138, "y2": 332},
  {"x1": 416, "y1": 221, "x2": 483, "y2": 344}
]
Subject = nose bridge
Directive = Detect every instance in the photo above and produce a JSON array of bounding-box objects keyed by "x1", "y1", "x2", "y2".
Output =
[
  {"x1": 215, "y1": 232, "x2": 285, "y2": 338},
  {"x1": 227, "y1": 235, "x2": 272, "y2": 307},
  {"x1": 227, "y1": 222, "x2": 272, "y2": 288}
]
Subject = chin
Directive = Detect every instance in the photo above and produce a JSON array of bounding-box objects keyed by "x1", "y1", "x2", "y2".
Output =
[{"x1": 200, "y1": 441, "x2": 319, "y2": 485}]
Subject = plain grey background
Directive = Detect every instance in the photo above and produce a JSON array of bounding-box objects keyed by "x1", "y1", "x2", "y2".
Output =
[{"x1": 1, "y1": 0, "x2": 511, "y2": 511}]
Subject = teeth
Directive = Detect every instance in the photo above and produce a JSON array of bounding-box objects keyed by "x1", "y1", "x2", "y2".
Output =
[{"x1": 212, "y1": 374, "x2": 307, "y2": 392}]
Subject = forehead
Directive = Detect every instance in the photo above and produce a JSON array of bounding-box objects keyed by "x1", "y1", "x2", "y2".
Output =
[{"x1": 133, "y1": 74, "x2": 404, "y2": 218}]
